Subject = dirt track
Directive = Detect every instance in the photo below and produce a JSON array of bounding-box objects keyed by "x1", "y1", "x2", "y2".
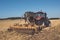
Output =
[{"x1": 0, "y1": 19, "x2": 60, "y2": 40}]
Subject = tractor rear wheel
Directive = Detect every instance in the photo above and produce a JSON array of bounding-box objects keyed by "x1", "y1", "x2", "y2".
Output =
[{"x1": 44, "y1": 20, "x2": 51, "y2": 27}]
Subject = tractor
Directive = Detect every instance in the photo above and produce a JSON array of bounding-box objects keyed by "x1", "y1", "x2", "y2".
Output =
[
  {"x1": 24, "y1": 11, "x2": 50, "y2": 27},
  {"x1": 8, "y1": 11, "x2": 51, "y2": 35}
]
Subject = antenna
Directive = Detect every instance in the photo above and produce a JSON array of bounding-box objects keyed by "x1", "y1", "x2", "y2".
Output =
[{"x1": 40, "y1": 9, "x2": 42, "y2": 12}]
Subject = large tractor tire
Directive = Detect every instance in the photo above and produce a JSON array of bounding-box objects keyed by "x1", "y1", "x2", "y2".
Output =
[{"x1": 44, "y1": 20, "x2": 51, "y2": 27}]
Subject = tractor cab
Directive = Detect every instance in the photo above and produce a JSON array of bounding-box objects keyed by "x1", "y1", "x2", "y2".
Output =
[{"x1": 34, "y1": 12, "x2": 47, "y2": 20}]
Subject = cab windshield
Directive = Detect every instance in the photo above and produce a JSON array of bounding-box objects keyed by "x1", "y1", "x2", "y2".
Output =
[{"x1": 35, "y1": 13, "x2": 45, "y2": 17}]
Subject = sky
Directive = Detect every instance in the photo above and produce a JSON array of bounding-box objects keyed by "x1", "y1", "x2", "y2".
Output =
[{"x1": 0, "y1": 0, "x2": 60, "y2": 18}]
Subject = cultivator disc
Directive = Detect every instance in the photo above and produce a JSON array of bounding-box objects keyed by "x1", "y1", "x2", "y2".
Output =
[{"x1": 8, "y1": 24, "x2": 40, "y2": 35}]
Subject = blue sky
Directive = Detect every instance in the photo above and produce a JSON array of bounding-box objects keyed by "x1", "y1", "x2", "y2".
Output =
[{"x1": 0, "y1": 0, "x2": 60, "y2": 18}]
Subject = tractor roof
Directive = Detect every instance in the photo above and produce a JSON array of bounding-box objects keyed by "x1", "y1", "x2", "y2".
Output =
[
  {"x1": 25, "y1": 11, "x2": 47, "y2": 16},
  {"x1": 36, "y1": 11, "x2": 46, "y2": 14}
]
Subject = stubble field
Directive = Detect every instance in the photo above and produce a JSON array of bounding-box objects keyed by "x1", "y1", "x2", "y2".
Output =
[{"x1": 0, "y1": 19, "x2": 60, "y2": 40}]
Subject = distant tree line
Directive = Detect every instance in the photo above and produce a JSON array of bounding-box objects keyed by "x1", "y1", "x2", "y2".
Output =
[
  {"x1": 0, "y1": 17, "x2": 60, "y2": 20},
  {"x1": 49, "y1": 18, "x2": 60, "y2": 20},
  {"x1": 0, "y1": 17, "x2": 25, "y2": 20}
]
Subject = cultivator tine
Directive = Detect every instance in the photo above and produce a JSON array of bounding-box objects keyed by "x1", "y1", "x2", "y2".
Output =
[
  {"x1": 19, "y1": 24, "x2": 22, "y2": 27},
  {"x1": 24, "y1": 24, "x2": 28, "y2": 27},
  {"x1": 31, "y1": 25, "x2": 34, "y2": 27}
]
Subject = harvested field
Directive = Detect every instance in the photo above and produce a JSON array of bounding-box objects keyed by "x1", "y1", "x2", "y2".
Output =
[{"x1": 0, "y1": 19, "x2": 60, "y2": 40}]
